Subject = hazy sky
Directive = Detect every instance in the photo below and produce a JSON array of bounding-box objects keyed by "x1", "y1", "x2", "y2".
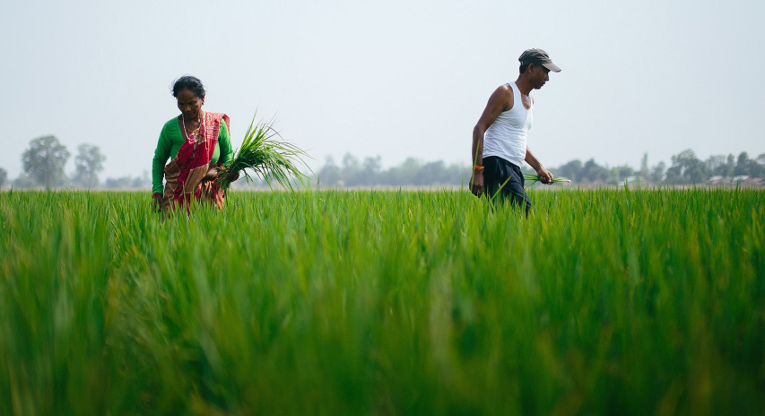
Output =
[{"x1": 1, "y1": 0, "x2": 764, "y2": 179}]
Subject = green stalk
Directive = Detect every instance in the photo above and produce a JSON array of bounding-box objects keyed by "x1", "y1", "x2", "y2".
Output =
[
  {"x1": 217, "y1": 113, "x2": 310, "y2": 190},
  {"x1": 523, "y1": 174, "x2": 571, "y2": 185}
]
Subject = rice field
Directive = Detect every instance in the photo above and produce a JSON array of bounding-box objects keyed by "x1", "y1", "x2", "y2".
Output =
[{"x1": 0, "y1": 188, "x2": 763, "y2": 416}]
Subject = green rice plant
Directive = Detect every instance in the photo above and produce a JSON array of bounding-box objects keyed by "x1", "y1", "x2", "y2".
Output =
[
  {"x1": 217, "y1": 113, "x2": 310, "y2": 190},
  {"x1": 524, "y1": 174, "x2": 571, "y2": 185},
  {"x1": 489, "y1": 174, "x2": 571, "y2": 202},
  {"x1": 1, "y1": 189, "x2": 763, "y2": 416}
]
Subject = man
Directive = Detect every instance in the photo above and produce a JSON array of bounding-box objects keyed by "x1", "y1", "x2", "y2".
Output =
[{"x1": 470, "y1": 48, "x2": 561, "y2": 216}]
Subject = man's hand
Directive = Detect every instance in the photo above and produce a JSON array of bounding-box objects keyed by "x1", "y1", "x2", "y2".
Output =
[
  {"x1": 470, "y1": 171, "x2": 484, "y2": 197},
  {"x1": 536, "y1": 167, "x2": 554, "y2": 185},
  {"x1": 152, "y1": 194, "x2": 163, "y2": 212}
]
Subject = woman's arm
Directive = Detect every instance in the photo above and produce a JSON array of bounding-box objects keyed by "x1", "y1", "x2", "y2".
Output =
[
  {"x1": 215, "y1": 120, "x2": 239, "y2": 183},
  {"x1": 152, "y1": 126, "x2": 172, "y2": 196},
  {"x1": 218, "y1": 121, "x2": 233, "y2": 165}
]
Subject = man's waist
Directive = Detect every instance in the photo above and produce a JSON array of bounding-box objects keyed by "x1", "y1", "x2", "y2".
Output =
[{"x1": 483, "y1": 156, "x2": 522, "y2": 172}]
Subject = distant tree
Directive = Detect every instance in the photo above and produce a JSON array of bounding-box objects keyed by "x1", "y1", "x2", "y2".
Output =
[
  {"x1": 734, "y1": 152, "x2": 750, "y2": 176},
  {"x1": 665, "y1": 165, "x2": 682, "y2": 184},
  {"x1": 639, "y1": 153, "x2": 649, "y2": 182},
  {"x1": 342, "y1": 153, "x2": 358, "y2": 168},
  {"x1": 380, "y1": 158, "x2": 420, "y2": 186},
  {"x1": 73, "y1": 144, "x2": 106, "y2": 188},
  {"x1": 341, "y1": 153, "x2": 364, "y2": 186},
  {"x1": 754, "y1": 153, "x2": 765, "y2": 178},
  {"x1": 104, "y1": 171, "x2": 150, "y2": 189},
  {"x1": 751, "y1": 160, "x2": 764, "y2": 179},
  {"x1": 134, "y1": 171, "x2": 151, "y2": 188},
  {"x1": 557, "y1": 159, "x2": 583, "y2": 183},
  {"x1": 611, "y1": 165, "x2": 634, "y2": 184},
  {"x1": 13, "y1": 173, "x2": 37, "y2": 189},
  {"x1": 399, "y1": 158, "x2": 421, "y2": 186},
  {"x1": 667, "y1": 149, "x2": 706, "y2": 184},
  {"x1": 362, "y1": 156, "x2": 382, "y2": 185},
  {"x1": 0, "y1": 167, "x2": 7, "y2": 189},
  {"x1": 447, "y1": 163, "x2": 471, "y2": 186},
  {"x1": 418, "y1": 161, "x2": 447, "y2": 186},
  {"x1": 650, "y1": 161, "x2": 666, "y2": 184},
  {"x1": 318, "y1": 156, "x2": 341, "y2": 187},
  {"x1": 705, "y1": 155, "x2": 728, "y2": 177},
  {"x1": 22, "y1": 135, "x2": 71, "y2": 188},
  {"x1": 685, "y1": 160, "x2": 707, "y2": 184},
  {"x1": 105, "y1": 177, "x2": 132, "y2": 189},
  {"x1": 579, "y1": 159, "x2": 609, "y2": 183},
  {"x1": 723, "y1": 154, "x2": 736, "y2": 178}
]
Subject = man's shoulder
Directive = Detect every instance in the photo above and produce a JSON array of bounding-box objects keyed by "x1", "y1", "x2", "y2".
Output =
[
  {"x1": 493, "y1": 83, "x2": 513, "y2": 98},
  {"x1": 489, "y1": 83, "x2": 514, "y2": 109}
]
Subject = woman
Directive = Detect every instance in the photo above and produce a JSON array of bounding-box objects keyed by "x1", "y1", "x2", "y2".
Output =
[{"x1": 152, "y1": 76, "x2": 238, "y2": 212}]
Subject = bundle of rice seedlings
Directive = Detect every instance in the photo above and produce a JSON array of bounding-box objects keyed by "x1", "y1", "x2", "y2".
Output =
[
  {"x1": 523, "y1": 174, "x2": 571, "y2": 185},
  {"x1": 217, "y1": 114, "x2": 310, "y2": 190},
  {"x1": 489, "y1": 174, "x2": 571, "y2": 202}
]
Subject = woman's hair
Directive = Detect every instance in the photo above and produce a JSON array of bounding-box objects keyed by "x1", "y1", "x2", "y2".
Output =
[{"x1": 172, "y1": 75, "x2": 206, "y2": 98}]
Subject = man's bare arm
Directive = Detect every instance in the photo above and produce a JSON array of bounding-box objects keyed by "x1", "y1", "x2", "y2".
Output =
[
  {"x1": 470, "y1": 86, "x2": 512, "y2": 196},
  {"x1": 525, "y1": 146, "x2": 554, "y2": 185},
  {"x1": 472, "y1": 86, "x2": 512, "y2": 167}
]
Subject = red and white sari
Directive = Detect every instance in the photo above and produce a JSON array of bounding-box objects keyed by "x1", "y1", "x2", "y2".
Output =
[{"x1": 162, "y1": 112, "x2": 230, "y2": 211}]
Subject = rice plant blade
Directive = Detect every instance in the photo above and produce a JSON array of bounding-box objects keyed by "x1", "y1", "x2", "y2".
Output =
[
  {"x1": 524, "y1": 174, "x2": 571, "y2": 185},
  {"x1": 218, "y1": 113, "x2": 311, "y2": 191}
]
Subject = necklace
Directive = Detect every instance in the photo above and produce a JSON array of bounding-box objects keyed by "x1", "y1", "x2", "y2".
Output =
[{"x1": 181, "y1": 112, "x2": 202, "y2": 141}]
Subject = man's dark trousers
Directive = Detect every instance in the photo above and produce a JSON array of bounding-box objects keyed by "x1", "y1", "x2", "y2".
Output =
[{"x1": 483, "y1": 156, "x2": 532, "y2": 217}]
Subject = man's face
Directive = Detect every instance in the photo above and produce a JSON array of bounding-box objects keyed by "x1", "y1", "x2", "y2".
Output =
[{"x1": 531, "y1": 64, "x2": 551, "y2": 89}]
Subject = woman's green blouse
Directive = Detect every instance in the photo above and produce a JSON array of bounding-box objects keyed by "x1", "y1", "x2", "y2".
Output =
[{"x1": 151, "y1": 117, "x2": 232, "y2": 194}]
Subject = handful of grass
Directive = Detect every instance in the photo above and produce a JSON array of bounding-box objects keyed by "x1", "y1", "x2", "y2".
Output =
[
  {"x1": 524, "y1": 174, "x2": 571, "y2": 185},
  {"x1": 217, "y1": 114, "x2": 309, "y2": 190}
]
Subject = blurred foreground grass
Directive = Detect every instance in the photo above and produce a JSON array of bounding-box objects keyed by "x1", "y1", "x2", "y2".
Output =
[{"x1": 0, "y1": 189, "x2": 763, "y2": 415}]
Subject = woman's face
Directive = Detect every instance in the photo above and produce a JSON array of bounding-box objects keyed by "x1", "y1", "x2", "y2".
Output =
[{"x1": 176, "y1": 89, "x2": 204, "y2": 120}]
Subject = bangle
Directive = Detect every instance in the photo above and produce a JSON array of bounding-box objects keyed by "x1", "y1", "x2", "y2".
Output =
[{"x1": 474, "y1": 165, "x2": 484, "y2": 171}]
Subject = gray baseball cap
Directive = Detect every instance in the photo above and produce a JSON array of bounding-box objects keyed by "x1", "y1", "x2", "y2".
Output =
[{"x1": 519, "y1": 48, "x2": 561, "y2": 72}]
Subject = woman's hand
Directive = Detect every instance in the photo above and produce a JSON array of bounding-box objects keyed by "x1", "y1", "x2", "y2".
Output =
[
  {"x1": 202, "y1": 162, "x2": 239, "y2": 184},
  {"x1": 153, "y1": 194, "x2": 163, "y2": 212},
  {"x1": 202, "y1": 162, "x2": 222, "y2": 183},
  {"x1": 226, "y1": 170, "x2": 240, "y2": 183}
]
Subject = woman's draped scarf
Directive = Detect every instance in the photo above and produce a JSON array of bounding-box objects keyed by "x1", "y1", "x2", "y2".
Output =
[{"x1": 162, "y1": 112, "x2": 230, "y2": 212}]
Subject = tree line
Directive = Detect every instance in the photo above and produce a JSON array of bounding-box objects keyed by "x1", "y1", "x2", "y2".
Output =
[
  {"x1": 552, "y1": 150, "x2": 764, "y2": 186},
  {"x1": 315, "y1": 150, "x2": 765, "y2": 188},
  {"x1": 1, "y1": 135, "x2": 763, "y2": 189}
]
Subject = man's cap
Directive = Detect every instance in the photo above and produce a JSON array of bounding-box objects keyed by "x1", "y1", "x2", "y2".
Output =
[{"x1": 519, "y1": 48, "x2": 561, "y2": 72}]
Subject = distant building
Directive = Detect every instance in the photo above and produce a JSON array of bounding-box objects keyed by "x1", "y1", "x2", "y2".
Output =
[{"x1": 708, "y1": 176, "x2": 723, "y2": 184}]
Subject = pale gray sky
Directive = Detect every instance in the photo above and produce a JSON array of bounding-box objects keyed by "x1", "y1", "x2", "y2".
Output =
[{"x1": 1, "y1": 0, "x2": 764, "y2": 179}]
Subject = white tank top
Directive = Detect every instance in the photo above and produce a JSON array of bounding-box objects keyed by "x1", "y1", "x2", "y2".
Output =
[{"x1": 482, "y1": 82, "x2": 533, "y2": 168}]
